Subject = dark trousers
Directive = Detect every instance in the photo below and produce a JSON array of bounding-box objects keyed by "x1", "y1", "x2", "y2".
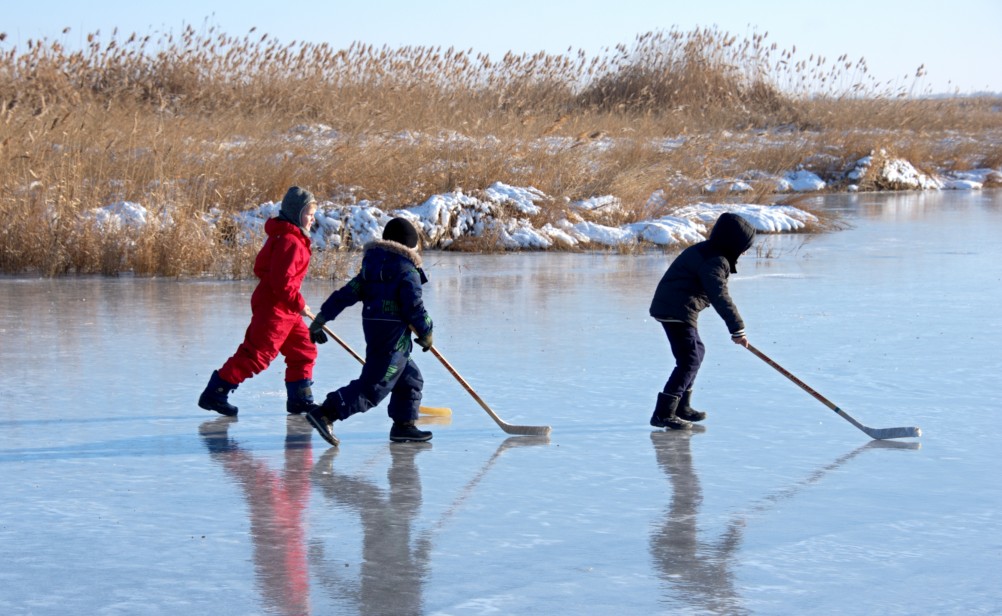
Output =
[
  {"x1": 661, "y1": 322, "x2": 705, "y2": 397},
  {"x1": 324, "y1": 349, "x2": 423, "y2": 423}
]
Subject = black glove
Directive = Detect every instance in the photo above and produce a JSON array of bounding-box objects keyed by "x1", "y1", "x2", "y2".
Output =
[
  {"x1": 415, "y1": 330, "x2": 433, "y2": 352},
  {"x1": 309, "y1": 315, "x2": 329, "y2": 345}
]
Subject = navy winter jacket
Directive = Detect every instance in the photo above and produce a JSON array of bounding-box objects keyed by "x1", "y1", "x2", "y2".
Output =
[
  {"x1": 649, "y1": 212, "x2": 756, "y2": 336},
  {"x1": 318, "y1": 240, "x2": 433, "y2": 356}
]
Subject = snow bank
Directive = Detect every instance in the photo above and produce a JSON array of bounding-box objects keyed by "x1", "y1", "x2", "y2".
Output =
[{"x1": 89, "y1": 185, "x2": 820, "y2": 253}]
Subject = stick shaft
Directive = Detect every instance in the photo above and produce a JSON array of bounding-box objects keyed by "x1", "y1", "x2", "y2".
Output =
[
  {"x1": 746, "y1": 343, "x2": 920, "y2": 440},
  {"x1": 424, "y1": 341, "x2": 550, "y2": 436},
  {"x1": 304, "y1": 309, "x2": 364, "y2": 365},
  {"x1": 747, "y1": 344, "x2": 839, "y2": 411}
]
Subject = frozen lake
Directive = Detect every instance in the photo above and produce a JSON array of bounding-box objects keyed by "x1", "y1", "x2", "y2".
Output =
[{"x1": 2, "y1": 190, "x2": 1000, "y2": 615}]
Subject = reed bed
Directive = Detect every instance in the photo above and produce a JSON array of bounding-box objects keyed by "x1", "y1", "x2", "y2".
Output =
[{"x1": 1, "y1": 25, "x2": 999, "y2": 276}]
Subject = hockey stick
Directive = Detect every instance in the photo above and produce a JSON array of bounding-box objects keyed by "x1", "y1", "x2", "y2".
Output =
[
  {"x1": 418, "y1": 335, "x2": 552, "y2": 437},
  {"x1": 304, "y1": 310, "x2": 451, "y2": 417},
  {"x1": 746, "y1": 343, "x2": 921, "y2": 440}
]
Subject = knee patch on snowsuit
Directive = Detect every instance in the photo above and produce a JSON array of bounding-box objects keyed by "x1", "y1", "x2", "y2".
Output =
[{"x1": 386, "y1": 359, "x2": 424, "y2": 423}]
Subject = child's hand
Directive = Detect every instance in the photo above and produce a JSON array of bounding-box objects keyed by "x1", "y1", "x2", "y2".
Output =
[
  {"x1": 415, "y1": 331, "x2": 434, "y2": 352},
  {"x1": 732, "y1": 335, "x2": 749, "y2": 348},
  {"x1": 309, "y1": 313, "x2": 329, "y2": 344}
]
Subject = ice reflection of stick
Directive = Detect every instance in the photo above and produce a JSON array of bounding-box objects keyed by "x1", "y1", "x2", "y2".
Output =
[
  {"x1": 649, "y1": 434, "x2": 920, "y2": 614},
  {"x1": 424, "y1": 435, "x2": 550, "y2": 538},
  {"x1": 740, "y1": 439, "x2": 920, "y2": 519}
]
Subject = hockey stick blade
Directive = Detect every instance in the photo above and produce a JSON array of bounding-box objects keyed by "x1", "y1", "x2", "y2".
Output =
[
  {"x1": 495, "y1": 424, "x2": 552, "y2": 437},
  {"x1": 418, "y1": 406, "x2": 453, "y2": 417},
  {"x1": 861, "y1": 425, "x2": 922, "y2": 440}
]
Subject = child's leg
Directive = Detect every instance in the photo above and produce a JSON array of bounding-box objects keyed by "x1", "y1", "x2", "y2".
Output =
[
  {"x1": 219, "y1": 309, "x2": 295, "y2": 384},
  {"x1": 386, "y1": 358, "x2": 431, "y2": 442},
  {"x1": 661, "y1": 322, "x2": 704, "y2": 397},
  {"x1": 386, "y1": 359, "x2": 424, "y2": 424},
  {"x1": 323, "y1": 350, "x2": 408, "y2": 420},
  {"x1": 279, "y1": 318, "x2": 318, "y2": 383}
]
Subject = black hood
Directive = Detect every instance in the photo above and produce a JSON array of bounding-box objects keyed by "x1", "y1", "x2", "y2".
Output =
[{"x1": 708, "y1": 212, "x2": 756, "y2": 273}]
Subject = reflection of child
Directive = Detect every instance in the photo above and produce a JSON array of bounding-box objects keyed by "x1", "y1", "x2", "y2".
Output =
[
  {"x1": 306, "y1": 218, "x2": 434, "y2": 446},
  {"x1": 199, "y1": 417, "x2": 313, "y2": 615},
  {"x1": 648, "y1": 212, "x2": 756, "y2": 430},
  {"x1": 199, "y1": 187, "x2": 320, "y2": 416}
]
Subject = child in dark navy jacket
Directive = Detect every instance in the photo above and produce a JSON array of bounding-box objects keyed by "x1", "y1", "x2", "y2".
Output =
[
  {"x1": 306, "y1": 218, "x2": 434, "y2": 446},
  {"x1": 648, "y1": 212, "x2": 756, "y2": 430}
]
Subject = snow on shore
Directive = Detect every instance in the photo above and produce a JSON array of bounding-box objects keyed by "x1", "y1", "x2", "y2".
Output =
[
  {"x1": 192, "y1": 182, "x2": 818, "y2": 252},
  {"x1": 86, "y1": 141, "x2": 1000, "y2": 252}
]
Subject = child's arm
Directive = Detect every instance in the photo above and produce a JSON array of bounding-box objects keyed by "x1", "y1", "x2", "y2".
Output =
[
  {"x1": 699, "y1": 259, "x2": 745, "y2": 339},
  {"x1": 316, "y1": 274, "x2": 363, "y2": 323},
  {"x1": 399, "y1": 267, "x2": 433, "y2": 341},
  {"x1": 265, "y1": 235, "x2": 310, "y2": 314}
]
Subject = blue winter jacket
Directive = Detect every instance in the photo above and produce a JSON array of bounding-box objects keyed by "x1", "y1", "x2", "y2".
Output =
[{"x1": 318, "y1": 240, "x2": 433, "y2": 356}]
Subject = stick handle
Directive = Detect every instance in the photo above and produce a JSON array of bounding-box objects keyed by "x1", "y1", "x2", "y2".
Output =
[
  {"x1": 414, "y1": 328, "x2": 551, "y2": 436},
  {"x1": 746, "y1": 343, "x2": 839, "y2": 412},
  {"x1": 426, "y1": 344, "x2": 507, "y2": 427},
  {"x1": 304, "y1": 309, "x2": 364, "y2": 365}
]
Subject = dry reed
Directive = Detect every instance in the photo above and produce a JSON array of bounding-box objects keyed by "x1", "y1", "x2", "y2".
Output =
[{"x1": 1, "y1": 24, "x2": 999, "y2": 276}]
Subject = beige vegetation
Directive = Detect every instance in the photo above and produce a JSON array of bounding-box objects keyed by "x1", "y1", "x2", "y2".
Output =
[{"x1": 1, "y1": 24, "x2": 1000, "y2": 277}]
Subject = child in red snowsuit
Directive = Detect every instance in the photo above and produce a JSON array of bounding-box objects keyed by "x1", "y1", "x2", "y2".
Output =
[{"x1": 199, "y1": 186, "x2": 320, "y2": 416}]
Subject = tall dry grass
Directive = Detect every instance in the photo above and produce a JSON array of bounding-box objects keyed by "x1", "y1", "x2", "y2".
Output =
[{"x1": 1, "y1": 24, "x2": 1000, "y2": 276}]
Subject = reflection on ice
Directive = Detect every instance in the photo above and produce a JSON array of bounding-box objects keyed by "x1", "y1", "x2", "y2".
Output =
[
  {"x1": 310, "y1": 444, "x2": 431, "y2": 616},
  {"x1": 199, "y1": 417, "x2": 313, "y2": 616},
  {"x1": 650, "y1": 430, "x2": 746, "y2": 615}
]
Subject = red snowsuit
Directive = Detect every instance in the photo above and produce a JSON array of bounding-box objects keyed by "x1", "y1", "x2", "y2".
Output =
[{"x1": 218, "y1": 217, "x2": 317, "y2": 384}]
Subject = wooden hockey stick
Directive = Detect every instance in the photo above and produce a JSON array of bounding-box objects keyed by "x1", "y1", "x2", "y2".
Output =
[
  {"x1": 747, "y1": 343, "x2": 920, "y2": 440},
  {"x1": 304, "y1": 310, "x2": 451, "y2": 417},
  {"x1": 419, "y1": 336, "x2": 552, "y2": 437}
]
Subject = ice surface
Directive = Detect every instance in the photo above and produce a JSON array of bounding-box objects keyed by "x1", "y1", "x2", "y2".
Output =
[{"x1": 2, "y1": 190, "x2": 1001, "y2": 614}]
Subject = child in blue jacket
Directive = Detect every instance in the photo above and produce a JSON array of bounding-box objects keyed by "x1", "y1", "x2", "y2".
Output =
[
  {"x1": 306, "y1": 218, "x2": 434, "y2": 446},
  {"x1": 648, "y1": 212, "x2": 756, "y2": 430}
]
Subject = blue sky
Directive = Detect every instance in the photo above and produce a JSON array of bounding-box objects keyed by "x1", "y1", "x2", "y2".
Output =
[{"x1": 3, "y1": 0, "x2": 999, "y2": 94}]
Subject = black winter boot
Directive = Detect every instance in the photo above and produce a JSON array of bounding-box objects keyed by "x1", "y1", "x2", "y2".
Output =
[
  {"x1": 676, "y1": 389, "x2": 707, "y2": 422},
  {"x1": 286, "y1": 379, "x2": 320, "y2": 414},
  {"x1": 389, "y1": 421, "x2": 433, "y2": 443},
  {"x1": 305, "y1": 404, "x2": 340, "y2": 447},
  {"x1": 650, "y1": 393, "x2": 692, "y2": 430},
  {"x1": 199, "y1": 370, "x2": 239, "y2": 416}
]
